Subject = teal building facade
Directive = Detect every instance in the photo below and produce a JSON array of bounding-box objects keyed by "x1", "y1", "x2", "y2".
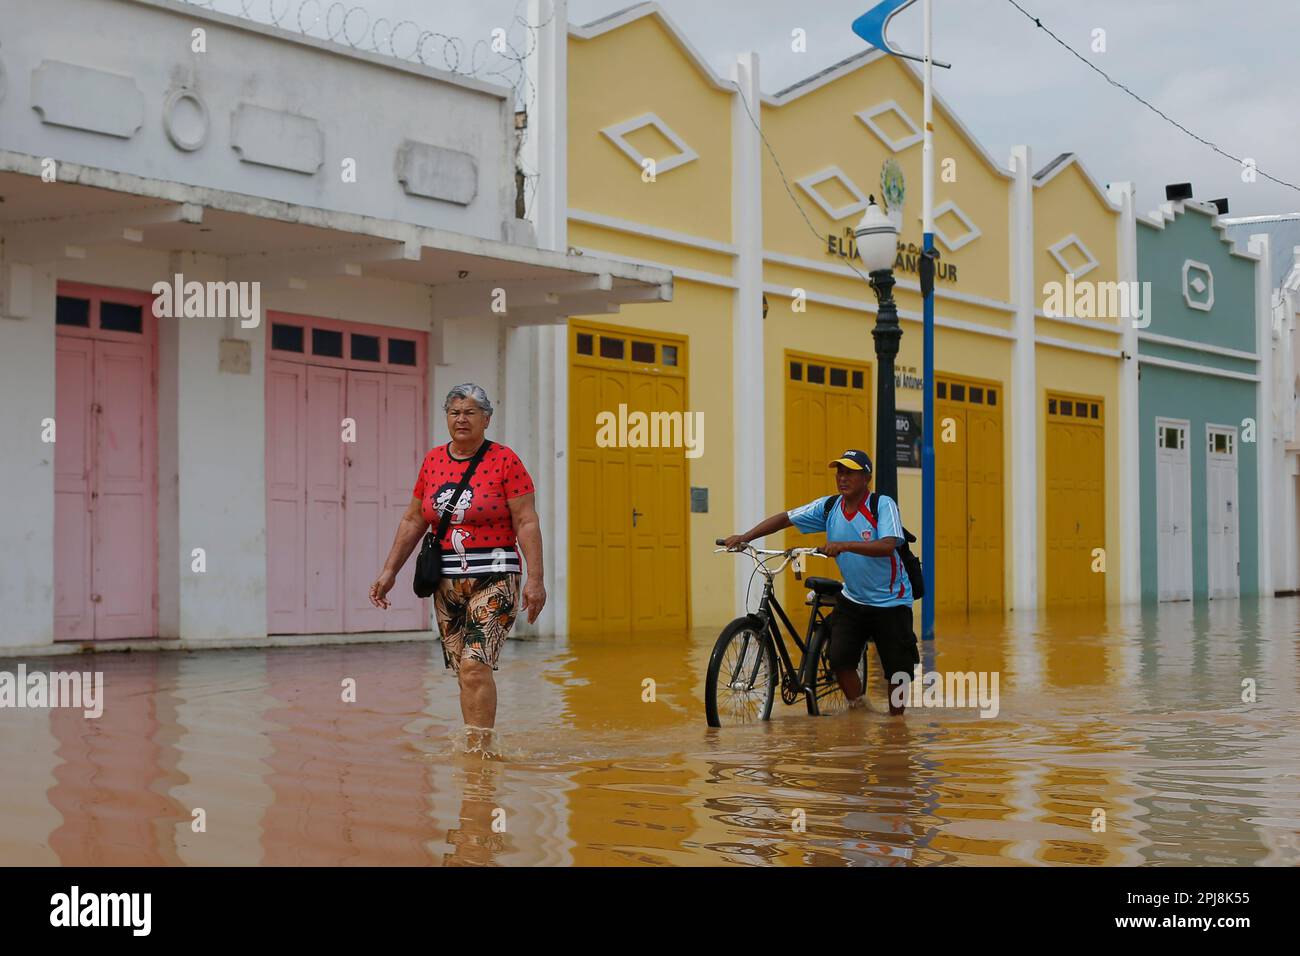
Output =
[{"x1": 1137, "y1": 200, "x2": 1263, "y2": 601}]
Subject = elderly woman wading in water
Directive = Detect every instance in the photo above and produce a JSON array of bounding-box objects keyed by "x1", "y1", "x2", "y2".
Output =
[{"x1": 369, "y1": 383, "x2": 545, "y2": 748}]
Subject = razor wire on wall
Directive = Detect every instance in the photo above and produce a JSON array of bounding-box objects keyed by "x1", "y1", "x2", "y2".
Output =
[{"x1": 177, "y1": 0, "x2": 555, "y2": 217}]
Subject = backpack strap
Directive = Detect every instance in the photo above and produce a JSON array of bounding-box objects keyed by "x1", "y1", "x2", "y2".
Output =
[{"x1": 822, "y1": 494, "x2": 841, "y2": 520}]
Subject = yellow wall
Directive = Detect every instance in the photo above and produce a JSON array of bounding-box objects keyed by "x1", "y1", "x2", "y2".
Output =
[
  {"x1": 568, "y1": 11, "x2": 1128, "y2": 616},
  {"x1": 761, "y1": 54, "x2": 1013, "y2": 307},
  {"x1": 569, "y1": 16, "x2": 733, "y2": 244},
  {"x1": 1034, "y1": 161, "x2": 1122, "y2": 329}
]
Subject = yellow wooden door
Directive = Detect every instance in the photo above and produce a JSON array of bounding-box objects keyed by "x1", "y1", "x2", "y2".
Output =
[
  {"x1": 935, "y1": 375, "x2": 1004, "y2": 614},
  {"x1": 783, "y1": 352, "x2": 871, "y2": 632},
  {"x1": 1045, "y1": 393, "x2": 1105, "y2": 607},
  {"x1": 628, "y1": 369, "x2": 689, "y2": 630},
  {"x1": 569, "y1": 323, "x2": 689, "y2": 633},
  {"x1": 967, "y1": 399, "x2": 1005, "y2": 611}
]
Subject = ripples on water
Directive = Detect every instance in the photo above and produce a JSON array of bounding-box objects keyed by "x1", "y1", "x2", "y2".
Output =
[{"x1": 0, "y1": 599, "x2": 1296, "y2": 865}]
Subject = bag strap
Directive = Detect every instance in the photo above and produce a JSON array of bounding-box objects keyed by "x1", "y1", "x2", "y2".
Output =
[
  {"x1": 822, "y1": 494, "x2": 841, "y2": 520},
  {"x1": 432, "y1": 440, "x2": 493, "y2": 541}
]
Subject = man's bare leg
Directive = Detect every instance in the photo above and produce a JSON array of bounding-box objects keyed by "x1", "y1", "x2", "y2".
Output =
[{"x1": 835, "y1": 669, "x2": 868, "y2": 709}]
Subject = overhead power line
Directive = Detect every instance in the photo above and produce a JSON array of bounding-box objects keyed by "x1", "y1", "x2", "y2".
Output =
[{"x1": 1005, "y1": 0, "x2": 1300, "y2": 195}]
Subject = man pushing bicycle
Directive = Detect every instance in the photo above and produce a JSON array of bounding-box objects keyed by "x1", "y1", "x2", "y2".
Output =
[{"x1": 722, "y1": 449, "x2": 919, "y2": 715}]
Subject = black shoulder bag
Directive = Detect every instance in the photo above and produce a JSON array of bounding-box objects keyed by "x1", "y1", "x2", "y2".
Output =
[{"x1": 412, "y1": 440, "x2": 493, "y2": 598}]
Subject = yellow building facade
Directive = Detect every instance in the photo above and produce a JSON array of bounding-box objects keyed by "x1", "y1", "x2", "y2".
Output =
[{"x1": 563, "y1": 3, "x2": 1140, "y2": 633}]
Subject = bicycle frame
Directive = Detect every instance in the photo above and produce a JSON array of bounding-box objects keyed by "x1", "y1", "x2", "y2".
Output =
[{"x1": 716, "y1": 544, "x2": 834, "y2": 702}]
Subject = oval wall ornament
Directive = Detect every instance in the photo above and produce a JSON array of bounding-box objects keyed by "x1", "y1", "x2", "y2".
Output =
[{"x1": 162, "y1": 88, "x2": 209, "y2": 152}]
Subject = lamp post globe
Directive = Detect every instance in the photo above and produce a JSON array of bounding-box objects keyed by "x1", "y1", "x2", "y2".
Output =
[
  {"x1": 854, "y1": 196, "x2": 903, "y2": 501},
  {"x1": 854, "y1": 195, "x2": 898, "y2": 273}
]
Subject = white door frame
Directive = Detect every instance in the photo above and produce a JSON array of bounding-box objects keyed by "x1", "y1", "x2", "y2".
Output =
[
  {"x1": 1205, "y1": 422, "x2": 1240, "y2": 599},
  {"x1": 1155, "y1": 417, "x2": 1192, "y2": 601}
]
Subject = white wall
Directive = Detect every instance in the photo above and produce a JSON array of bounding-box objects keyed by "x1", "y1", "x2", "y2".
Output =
[
  {"x1": 0, "y1": 267, "x2": 58, "y2": 649},
  {"x1": 0, "y1": 0, "x2": 517, "y2": 241},
  {"x1": 2, "y1": 234, "x2": 517, "y2": 647}
]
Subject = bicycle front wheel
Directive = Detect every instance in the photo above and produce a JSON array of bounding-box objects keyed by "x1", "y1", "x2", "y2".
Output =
[
  {"x1": 805, "y1": 623, "x2": 867, "y2": 717},
  {"x1": 705, "y1": 618, "x2": 778, "y2": 727}
]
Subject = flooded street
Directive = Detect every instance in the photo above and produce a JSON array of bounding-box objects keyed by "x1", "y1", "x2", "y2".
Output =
[{"x1": 2, "y1": 598, "x2": 1297, "y2": 867}]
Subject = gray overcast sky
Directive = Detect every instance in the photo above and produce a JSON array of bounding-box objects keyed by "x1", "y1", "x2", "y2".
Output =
[{"x1": 219, "y1": 0, "x2": 1300, "y2": 218}]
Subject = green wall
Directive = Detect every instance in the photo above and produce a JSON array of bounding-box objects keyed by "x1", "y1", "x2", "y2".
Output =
[
  {"x1": 1138, "y1": 364, "x2": 1260, "y2": 600},
  {"x1": 1137, "y1": 203, "x2": 1261, "y2": 601}
]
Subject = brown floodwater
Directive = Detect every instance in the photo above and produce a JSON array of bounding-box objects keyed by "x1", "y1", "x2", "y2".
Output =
[{"x1": 1, "y1": 598, "x2": 1297, "y2": 866}]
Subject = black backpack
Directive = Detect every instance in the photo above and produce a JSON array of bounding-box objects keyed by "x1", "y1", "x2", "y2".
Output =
[{"x1": 822, "y1": 493, "x2": 926, "y2": 599}]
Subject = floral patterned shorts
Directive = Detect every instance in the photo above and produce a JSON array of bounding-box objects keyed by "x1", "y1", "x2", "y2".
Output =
[{"x1": 433, "y1": 574, "x2": 521, "y2": 673}]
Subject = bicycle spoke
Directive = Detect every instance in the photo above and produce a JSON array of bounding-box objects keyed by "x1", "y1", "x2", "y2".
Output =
[{"x1": 714, "y1": 630, "x2": 771, "y2": 724}]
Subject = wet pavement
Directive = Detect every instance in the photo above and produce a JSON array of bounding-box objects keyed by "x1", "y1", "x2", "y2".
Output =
[{"x1": 1, "y1": 597, "x2": 1297, "y2": 866}]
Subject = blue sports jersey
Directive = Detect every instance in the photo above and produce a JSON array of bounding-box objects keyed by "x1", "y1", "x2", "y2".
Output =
[{"x1": 787, "y1": 494, "x2": 913, "y2": 607}]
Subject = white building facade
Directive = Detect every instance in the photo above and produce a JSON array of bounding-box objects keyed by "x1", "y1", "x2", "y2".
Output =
[
  {"x1": 0, "y1": 0, "x2": 665, "y2": 653},
  {"x1": 1223, "y1": 215, "x2": 1300, "y2": 596}
]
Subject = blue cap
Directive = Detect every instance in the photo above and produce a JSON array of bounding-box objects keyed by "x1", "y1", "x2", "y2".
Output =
[{"x1": 829, "y1": 449, "x2": 873, "y2": 473}]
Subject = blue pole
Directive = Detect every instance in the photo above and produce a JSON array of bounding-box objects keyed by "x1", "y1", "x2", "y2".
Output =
[{"x1": 922, "y1": 231, "x2": 935, "y2": 641}]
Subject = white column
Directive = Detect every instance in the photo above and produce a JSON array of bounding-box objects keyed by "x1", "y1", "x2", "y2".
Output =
[
  {"x1": 1249, "y1": 233, "x2": 1275, "y2": 597},
  {"x1": 731, "y1": 52, "x2": 765, "y2": 613},
  {"x1": 1109, "y1": 180, "x2": 1141, "y2": 603},
  {"x1": 0, "y1": 261, "x2": 56, "y2": 650},
  {"x1": 523, "y1": 0, "x2": 568, "y2": 636},
  {"x1": 526, "y1": 0, "x2": 568, "y2": 252},
  {"x1": 1281, "y1": 276, "x2": 1300, "y2": 592},
  {"x1": 175, "y1": 251, "x2": 267, "y2": 642},
  {"x1": 1008, "y1": 146, "x2": 1037, "y2": 609}
]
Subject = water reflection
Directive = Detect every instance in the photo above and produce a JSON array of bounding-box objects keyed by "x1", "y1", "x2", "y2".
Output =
[{"x1": 0, "y1": 598, "x2": 1295, "y2": 866}]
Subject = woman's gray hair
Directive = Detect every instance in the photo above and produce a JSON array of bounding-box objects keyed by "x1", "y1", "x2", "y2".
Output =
[{"x1": 443, "y1": 383, "x2": 494, "y2": 416}]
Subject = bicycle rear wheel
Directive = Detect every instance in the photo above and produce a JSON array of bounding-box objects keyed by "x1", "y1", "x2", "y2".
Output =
[
  {"x1": 705, "y1": 618, "x2": 778, "y2": 727},
  {"x1": 805, "y1": 623, "x2": 867, "y2": 717}
]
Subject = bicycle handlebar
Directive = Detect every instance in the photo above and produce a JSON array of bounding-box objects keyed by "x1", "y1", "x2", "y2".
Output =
[{"x1": 713, "y1": 539, "x2": 826, "y2": 578}]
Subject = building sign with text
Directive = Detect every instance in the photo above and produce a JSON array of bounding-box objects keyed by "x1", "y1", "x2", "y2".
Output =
[
  {"x1": 826, "y1": 228, "x2": 958, "y2": 283},
  {"x1": 896, "y1": 410, "x2": 923, "y2": 468}
]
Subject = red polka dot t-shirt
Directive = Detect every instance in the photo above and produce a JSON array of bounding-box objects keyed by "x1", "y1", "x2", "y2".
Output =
[{"x1": 412, "y1": 441, "x2": 535, "y2": 577}]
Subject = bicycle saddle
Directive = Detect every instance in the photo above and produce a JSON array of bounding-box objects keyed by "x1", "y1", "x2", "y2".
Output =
[{"x1": 804, "y1": 576, "x2": 843, "y2": 596}]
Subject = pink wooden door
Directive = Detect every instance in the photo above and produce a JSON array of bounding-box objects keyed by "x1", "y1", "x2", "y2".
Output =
[
  {"x1": 54, "y1": 337, "x2": 95, "y2": 641},
  {"x1": 266, "y1": 360, "x2": 307, "y2": 634},
  {"x1": 54, "y1": 284, "x2": 157, "y2": 642},
  {"x1": 265, "y1": 314, "x2": 427, "y2": 635},
  {"x1": 381, "y1": 373, "x2": 426, "y2": 631},
  {"x1": 92, "y1": 338, "x2": 155, "y2": 639},
  {"x1": 344, "y1": 370, "x2": 385, "y2": 633},
  {"x1": 305, "y1": 366, "x2": 346, "y2": 633}
]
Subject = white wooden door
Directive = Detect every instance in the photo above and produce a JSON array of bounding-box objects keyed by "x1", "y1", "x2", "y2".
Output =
[
  {"x1": 1206, "y1": 425, "x2": 1240, "y2": 598},
  {"x1": 1155, "y1": 420, "x2": 1192, "y2": 601}
]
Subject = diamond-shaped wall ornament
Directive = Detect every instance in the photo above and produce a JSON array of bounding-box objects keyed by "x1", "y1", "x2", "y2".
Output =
[
  {"x1": 601, "y1": 112, "x2": 698, "y2": 175},
  {"x1": 1048, "y1": 233, "x2": 1099, "y2": 279},
  {"x1": 797, "y1": 166, "x2": 870, "y2": 221},
  {"x1": 931, "y1": 200, "x2": 981, "y2": 252},
  {"x1": 856, "y1": 100, "x2": 922, "y2": 153},
  {"x1": 1182, "y1": 259, "x2": 1214, "y2": 312}
]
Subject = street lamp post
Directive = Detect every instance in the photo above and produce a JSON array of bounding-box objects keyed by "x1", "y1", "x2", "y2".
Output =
[{"x1": 854, "y1": 196, "x2": 902, "y2": 500}]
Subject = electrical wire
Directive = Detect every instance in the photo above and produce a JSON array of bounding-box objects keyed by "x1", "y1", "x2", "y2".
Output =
[
  {"x1": 733, "y1": 84, "x2": 883, "y2": 293},
  {"x1": 1005, "y1": 0, "x2": 1300, "y2": 196}
]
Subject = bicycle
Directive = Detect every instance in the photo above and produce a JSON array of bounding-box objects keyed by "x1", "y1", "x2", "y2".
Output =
[{"x1": 705, "y1": 539, "x2": 867, "y2": 727}]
